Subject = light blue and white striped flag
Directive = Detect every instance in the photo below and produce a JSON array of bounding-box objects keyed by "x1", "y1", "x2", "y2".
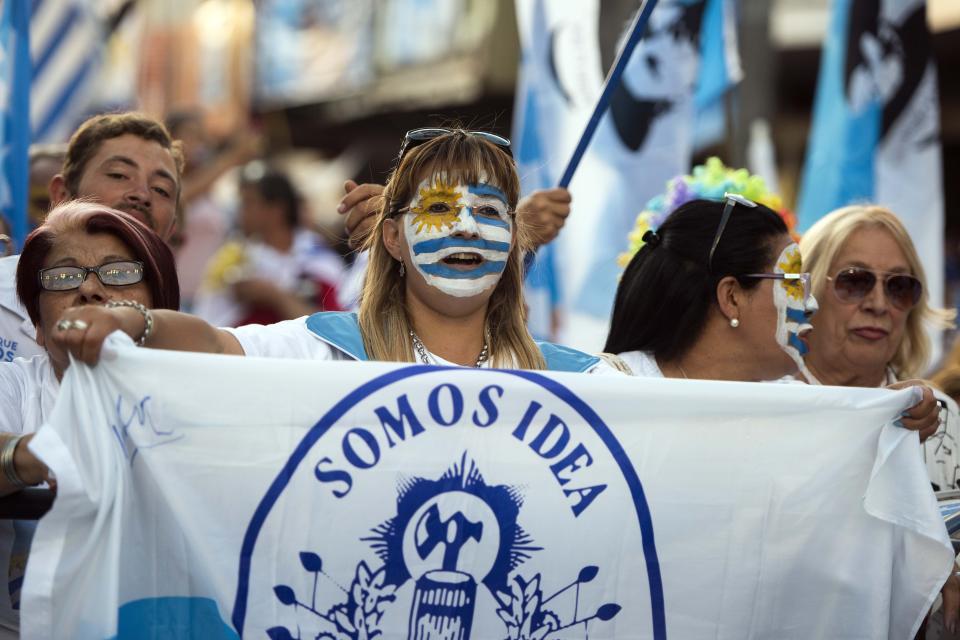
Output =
[{"x1": 30, "y1": 0, "x2": 103, "y2": 143}]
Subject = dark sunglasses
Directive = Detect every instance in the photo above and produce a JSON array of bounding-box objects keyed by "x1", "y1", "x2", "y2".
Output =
[
  {"x1": 39, "y1": 260, "x2": 145, "y2": 292},
  {"x1": 708, "y1": 193, "x2": 757, "y2": 271},
  {"x1": 827, "y1": 267, "x2": 922, "y2": 311},
  {"x1": 397, "y1": 128, "x2": 512, "y2": 164}
]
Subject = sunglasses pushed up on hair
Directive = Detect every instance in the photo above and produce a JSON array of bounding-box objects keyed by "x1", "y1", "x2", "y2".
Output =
[
  {"x1": 827, "y1": 267, "x2": 922, "y2": 311},
  {"x1": 397, "y1": 128, "x2": 512, "y2": 165}
]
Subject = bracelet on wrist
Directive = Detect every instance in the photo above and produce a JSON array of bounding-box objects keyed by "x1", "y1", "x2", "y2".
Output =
[
  {"x1": 1, "y1": 435, "x2": 29, "y2": 490},
  {"x1": 105, "y1": 300, "x2": 153, "y2": 346}
]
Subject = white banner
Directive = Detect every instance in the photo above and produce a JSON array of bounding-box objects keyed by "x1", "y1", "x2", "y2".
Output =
[{"x1": 22, "y1": 334, "x2": 952, "y2": 639}]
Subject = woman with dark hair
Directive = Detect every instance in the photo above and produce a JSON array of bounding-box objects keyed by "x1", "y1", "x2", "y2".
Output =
[
  {"x1": 605, "y1": 189, "x2": 939, "y2": 438},
  {"x1": 44, "y1": 128, "x2": 609, "y2": 373},
  {"x1": 606, "y1": 196, "x2": 816, "y2": 381},
  {"x1": 0, "y1": 200, "x2": 179, "y2": 635},
  {"x1": 0, "y1": 200, "x2": 180, "y2": 493}
]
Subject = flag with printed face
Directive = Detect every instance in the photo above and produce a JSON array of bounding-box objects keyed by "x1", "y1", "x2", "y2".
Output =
[
  {"x1": 512, "y1": 0, "x2": 741, "y2": 350},
  {"x1": 21, "y1": 334, "x2": 954, "y2": 639},
  {"x1": 798, "y1": 0, "x2": 944, "y2": 311}
]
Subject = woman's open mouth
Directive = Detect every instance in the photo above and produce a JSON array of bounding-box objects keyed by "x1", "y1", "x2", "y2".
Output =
[{"x1": 440, "y1": 252, "x2": 485, "y2": 269}]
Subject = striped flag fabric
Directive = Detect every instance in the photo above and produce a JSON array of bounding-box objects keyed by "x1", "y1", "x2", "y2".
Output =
[{"x1": 30, "y1": 0, "x2": 103, "y2": 143}]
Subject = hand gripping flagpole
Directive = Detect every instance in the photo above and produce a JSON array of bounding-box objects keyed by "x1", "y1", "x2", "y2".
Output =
[{"x1": 557, "y1": 0, "x2": 661, "y2": 189}]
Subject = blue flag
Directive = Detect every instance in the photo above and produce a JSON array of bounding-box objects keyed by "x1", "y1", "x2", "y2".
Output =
[
  {"x1": 0, "y1": 0, "x2": 31, "y2": 251},
  {"x1": 797, "y1": 0, "x2": 944, "y2": 320}
]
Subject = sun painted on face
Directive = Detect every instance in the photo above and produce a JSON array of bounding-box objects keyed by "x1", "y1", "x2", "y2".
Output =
[
  {"x1": 777, "y1": 245, "x2": 805, "y2": 303},
  {"x1": 409, "y1": 177, "x2": 462, "y2": 233}
]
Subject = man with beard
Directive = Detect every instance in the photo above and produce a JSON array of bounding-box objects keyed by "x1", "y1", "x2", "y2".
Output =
[{"x1": 0, "y1": 112, "x2": 183, "y2": 362}]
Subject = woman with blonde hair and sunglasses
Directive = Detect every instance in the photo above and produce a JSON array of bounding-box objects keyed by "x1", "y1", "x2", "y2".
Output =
[
  {"x1": 799, "y1": 204, "x2": 960, "y2": 631},
  {"x1": 46, "y1": 128, "x2": 609, "y2": 373},
  {"x1": 798, "y1": 205, "x2": 956, "y2": 455}
]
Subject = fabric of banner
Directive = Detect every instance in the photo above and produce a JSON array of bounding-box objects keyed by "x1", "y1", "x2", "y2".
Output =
[{"x1": 21, "y1": 334, "x2": 952, "y2": 639}]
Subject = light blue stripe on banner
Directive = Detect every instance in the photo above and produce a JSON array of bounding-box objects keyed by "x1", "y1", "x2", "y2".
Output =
[
  {"x1": 420, "y1": 261, "x2": 506, "y2": 279},
  {"x1": 31, "y1": 0, "x2": 46, "y2": 20},
  {"x1": 32, "y1": 5, "x2": 78, "y2": 78},
  {"x1": 467, "y1": 183, "x2": 507, "y2": 201},
  {"x1": 34, "y1": 56, "x2": 94, "y2": 140},
  {"x1": 112, "y1": 597, "x2": 238, "y2": 640},
  {"x1": 412, "y1": 237, "x2": 510, "y2": 255}
]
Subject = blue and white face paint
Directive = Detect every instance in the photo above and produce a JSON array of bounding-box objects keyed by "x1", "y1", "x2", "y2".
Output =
[
  {"x1": 402, "y1": 175, "x2": 513, "y2": 298},
  {"x1": 773, "y1": 243, "x2": 818, "y2": 369}
]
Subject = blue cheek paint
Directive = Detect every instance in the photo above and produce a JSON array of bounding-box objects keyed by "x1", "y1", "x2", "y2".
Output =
[
  {"x1": 786, "y1": 308, "x2": 809, "y2": 323},
  {"x1": 788, "y1": 332, "x2": 808, "y2": 356},
  {"x1": 474, "y1": 215, "x2": 510, "y2": 230}
]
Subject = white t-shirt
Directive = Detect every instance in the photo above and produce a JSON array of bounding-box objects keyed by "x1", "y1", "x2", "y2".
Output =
[
  {"x1": 0, "y1": 255, "x2": 43, "y2": 363},
  {"x1": 0, "y1": 354, "x2": 59, "y2": 633},
  {"x1": 227, "y1": 316, "x2": 617, "y2": 373},
  {"x1": 616, "y1": 350, "x2": 664, "y2": 378}
]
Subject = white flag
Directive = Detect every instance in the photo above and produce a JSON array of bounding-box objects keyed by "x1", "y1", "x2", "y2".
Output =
[
  {"x1": 513, "y1": 0, "x2": 742, "y2": 351},
  {"x1": 22, "y1": 334, "x2": 952, "y2": 639}
]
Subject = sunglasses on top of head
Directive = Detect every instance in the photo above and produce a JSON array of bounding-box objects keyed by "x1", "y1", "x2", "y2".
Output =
[
  {"x1": 827, "y1": 267, "x2": 922, "y2": 311},
  {"x1": 397, "y1": 128, "x2": 513, "y2": 165}
]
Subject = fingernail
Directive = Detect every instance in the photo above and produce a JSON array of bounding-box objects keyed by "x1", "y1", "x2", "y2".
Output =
[
  {"x1": 337, "y1": 203, "x2": 347, "y2": 213},
  {"x1": 894, "y1": 419, "x2": 905, "y2": 428}
]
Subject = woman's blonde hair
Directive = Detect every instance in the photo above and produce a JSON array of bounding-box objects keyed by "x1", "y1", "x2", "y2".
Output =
[
  {"x1": 357, "y1": 130, "x2": 545, "y2": 369},
  {"x1": 800, "y1": 204, "x2": 955, "y2": 378}
]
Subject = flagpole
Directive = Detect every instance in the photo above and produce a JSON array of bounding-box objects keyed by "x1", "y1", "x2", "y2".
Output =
[{"x1": 557, "y1": 0, "x2": 660, "y2": 188}]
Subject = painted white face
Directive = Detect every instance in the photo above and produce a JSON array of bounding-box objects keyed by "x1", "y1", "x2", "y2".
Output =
[
  {"x1": 773, "y1": 243, "x2": 818, "y2": 368},
  {"x1": 402, "y1": 176, "x2": 512, "y2": 298}
]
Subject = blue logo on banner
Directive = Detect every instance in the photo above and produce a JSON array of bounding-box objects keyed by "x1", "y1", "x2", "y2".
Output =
[{"x1": 233, "y1": 367, "x2": 665, "y2": 639}]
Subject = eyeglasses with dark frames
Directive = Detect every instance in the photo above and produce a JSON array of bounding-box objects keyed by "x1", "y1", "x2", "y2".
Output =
[
  {"x1": 397, "y1": 128, "x2": 513, "y2": 165},
  {"x1": 39, "y1": 260, "x2": 145, "y2": 292},
  {"x1": 708, "y1": 193, "x2": 757, "y2": 271}
]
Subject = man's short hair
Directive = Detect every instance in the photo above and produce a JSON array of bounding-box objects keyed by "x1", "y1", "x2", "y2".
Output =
[{"x1": 62, "y1": 112, "x2": 185, "y2": 206}]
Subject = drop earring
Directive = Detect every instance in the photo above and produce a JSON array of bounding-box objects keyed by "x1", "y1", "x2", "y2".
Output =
[
  {"x1": 399, "y1": 258, "x2": 406, "y2": 277},
  {"x1": 730, "y1": 318, "x2": 740, "y2": 328}
]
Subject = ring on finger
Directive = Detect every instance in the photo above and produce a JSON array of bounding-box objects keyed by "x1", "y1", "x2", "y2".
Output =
[
  {"x1": 56, "y1": 319, "x2": 71, "y2": 331},
  {"x1": 72, "y1": 319, "x2": 88, "y2": 331}
]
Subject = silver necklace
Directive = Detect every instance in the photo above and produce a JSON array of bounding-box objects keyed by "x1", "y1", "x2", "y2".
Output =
[{"x1": 409, "y1": 330, "x2": 489, "y2": 367}]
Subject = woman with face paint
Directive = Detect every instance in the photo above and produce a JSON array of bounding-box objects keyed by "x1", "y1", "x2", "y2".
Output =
[
  {"x1": 604, "y1": 196, "x2": 817, "y2": 381},
  {"x1": 48, "y1": 129, "x2": 610, "y2": 374}
]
